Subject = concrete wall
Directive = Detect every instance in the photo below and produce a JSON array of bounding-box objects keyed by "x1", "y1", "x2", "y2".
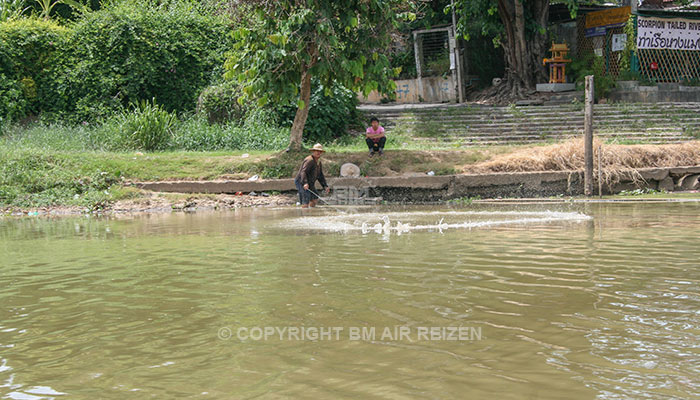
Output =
[
  {"x1": 610, "y1": 82, "x2": 700, "y2": 103},
  {"x1": 135, "y1": 166, "x2": 700, "y2": 202},
  {"x1": 359, "y1": 76, "x2": 456, "y2": 104}
]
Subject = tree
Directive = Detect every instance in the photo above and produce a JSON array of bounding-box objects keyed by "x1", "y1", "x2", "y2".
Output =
[
  {"x1": 452, "y1": 0, "x2": 578, "y2": 99},
  {"x1": 225, "y1": 0, "x2": 413, "y2": 150}
]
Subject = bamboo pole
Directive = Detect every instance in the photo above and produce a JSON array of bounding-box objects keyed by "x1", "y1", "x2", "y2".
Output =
[
  {"x1": 584, "y1": 75, "x2": 594, "y2": 196},
  {"x1": 598, "y1": 145, "x2": 603, "y2": 198}
]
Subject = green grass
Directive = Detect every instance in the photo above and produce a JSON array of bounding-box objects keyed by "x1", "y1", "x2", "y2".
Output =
[
  {"x1": 0, "y1": 120, "x2": 517, "y2": 209},
  {"x1": 5, "y1": 114, "x2": 693, "y2": 210}
]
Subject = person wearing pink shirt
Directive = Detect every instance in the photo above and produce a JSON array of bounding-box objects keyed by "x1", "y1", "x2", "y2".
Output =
[{"x1": 365, "y1": 116, "x2": 386, "y2": 156}]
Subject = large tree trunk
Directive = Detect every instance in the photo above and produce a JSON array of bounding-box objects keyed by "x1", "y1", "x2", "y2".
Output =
[
  {"x1": 497, "y1": 0, "x2": 549, "y2": 99},
  {"x1": 288, "y1": 68, "x2": 312, "y2": 150}
]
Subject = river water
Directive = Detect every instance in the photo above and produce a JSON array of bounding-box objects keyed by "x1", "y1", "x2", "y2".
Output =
[{"x1": 1, "y1": 203, "x2": 698, "y2": 399}]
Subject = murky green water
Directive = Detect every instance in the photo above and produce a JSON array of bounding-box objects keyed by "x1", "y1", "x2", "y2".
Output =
[{"x1": 1, "y1": 203, "x2": 699, "y2": 399}]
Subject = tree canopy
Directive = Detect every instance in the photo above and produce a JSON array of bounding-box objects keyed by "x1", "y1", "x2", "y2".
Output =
[
  {"x1": 452, "y1": 0, "x2": 581, "y2": 99},
  {"x1": 225, "y1": 0, "x2": 414, "y2": 149}
]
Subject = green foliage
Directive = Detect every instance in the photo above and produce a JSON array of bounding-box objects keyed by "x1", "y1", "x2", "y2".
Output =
[
  {"x1": 451, "y1": 0, "x2": 578, "y2": 90},
  {"x1": 225, "y1": 0, "x2": 410, "y2": 142},
  {"x1": 619, "y1": 15, "x2": 636, "y2": 73},
  {"x1": 426, "y1": 56, "x2": 451, "y2": 78},
  {"x1": 618, "y1": 188, "x2": 666, "y2": 196},
  {"x1": 35, "y1": 0, "x2": 86, "y2": 19},
  {"x1": 112, "y1": 99, "x2": 176, "y2": 151},
  {"x1": 1, "y1": 0, "x2": 28, "y2": 22},
  {"x1": 569, "y1": 53, "x2": 615, "y2": 101},
  {"x1": 170, "y1": 110, "x2": 288, "y2": 151},
  {"x1": 0, "y1": 148, "x2": 120, "y2": 208},
  {"x1": 273, "y1": 82, "x2": 360, "y2": 143},
  {"x1": 0, "y1": 17, "x2": 70, "y2": 120},
  {"x1": 0, "y1": 73, "x2": 26, "y2": 124},
  {"x1": 390, "y1": 45, "x2": 417, "y2": 79},
  {"x1": 63, "y1": 2, "x2": 233, "y2": 121},
  {"x1": 0, "y1": 5, "x2": 233, "y2": 123},
  {"x1": 197, "y1": 81, "x2": 248, "y2": 124},
  {"x1": 680, "y1": 77, "x2": 700, "y2": 87}
]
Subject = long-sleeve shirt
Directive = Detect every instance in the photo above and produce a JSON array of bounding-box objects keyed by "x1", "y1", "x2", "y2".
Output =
[{"x1": 295, "y1": 155, "x2": 327, "y2": 189}]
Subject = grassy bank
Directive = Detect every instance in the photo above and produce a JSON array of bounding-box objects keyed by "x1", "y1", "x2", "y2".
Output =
[{"x1": 1, "y1": 124, "x2": 699, "y2": 210}]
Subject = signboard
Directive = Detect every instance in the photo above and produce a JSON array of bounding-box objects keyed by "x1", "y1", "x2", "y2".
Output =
[
  {"x1": 637, "y1": 16, "x2": 700, "y2": 50},
  {"x1": 612, "y1": 33, "x2": 627, "y2": 52},
  {"x1": 585, "y1": 6, "x2": 631, "y2": 37}
]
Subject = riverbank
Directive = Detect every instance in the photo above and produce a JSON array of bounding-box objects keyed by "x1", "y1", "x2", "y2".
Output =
[
  {"x1": 1, "y1": 138, "x2": 699, "y2": 214},
  {"x1": 0, "y1": 189, "x2": 298, "y2": 217},
  {"x1": 3, "y1": 187, "x2": 700, "y2": 218}
]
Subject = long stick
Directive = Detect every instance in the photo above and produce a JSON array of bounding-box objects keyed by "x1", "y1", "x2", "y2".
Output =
[
  {"x1": 307, "y1": 188, "x2": 332, "y2": 205},
  {"x1": 306, "y1": 188, "x2": 352, "y2": 215}
]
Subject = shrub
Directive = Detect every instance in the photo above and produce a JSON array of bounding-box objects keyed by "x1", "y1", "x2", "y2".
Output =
[
  {"x1": 273, "y1": 81, "x2": 360, "y2": 143},
  {"x1": 570, "y1": 53, "x2": 615, "y2": 101},
  {"x1": 112, "y1": 100, "x2": 177, "y2": 151},
  {"x1": 64, "y1": 2, "x2": 233, "y2": 121},
  {"x1": 0, "y1": 72, "x2": 25, "y2": 124},
  {"x1": 0, "y1": 17, "x2": 70, "y2": 121},
  {"x1": 197, "y1": 81, "x2": 248, "y2": 124},
  {"x1": 170, "y1": 109, "x2": 289, "y2": 151}
]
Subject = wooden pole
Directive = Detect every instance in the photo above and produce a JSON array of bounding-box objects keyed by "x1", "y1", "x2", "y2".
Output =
[
  {"x1": 598, "y1": 145, "x2": 603, "y2": 198},
  {"x1": 584, "y1": 75, "x2": 594, "y2": 196},
  {"x1": 413, "y1": 31, "x2": 423, "y2": 101},
  {"x1": 451, "y1": 1, "x2": 464, "y2": 103}
]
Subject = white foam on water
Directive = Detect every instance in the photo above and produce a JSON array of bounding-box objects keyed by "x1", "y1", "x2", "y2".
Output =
[{"x1": 278, "y1": 210, "x2": 592, "y2": 234}]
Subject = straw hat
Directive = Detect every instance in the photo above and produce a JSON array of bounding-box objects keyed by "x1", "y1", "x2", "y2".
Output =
[{"x1": 310, "y1": 143, "x2": 325, "y2": 152}]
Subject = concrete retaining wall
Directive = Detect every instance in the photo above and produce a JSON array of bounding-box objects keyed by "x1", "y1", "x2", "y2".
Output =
[
  {"x1": 135, "y1": 166, "x2": 700, "y2": 202},
  {"x1": 610, "y1": 82, "x2": 700, "y2": 103},
  {"x1": 359, "y1": 76, "x2": 456, "y2": 104}
]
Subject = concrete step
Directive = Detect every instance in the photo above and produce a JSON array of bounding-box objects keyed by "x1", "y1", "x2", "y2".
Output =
[
  {"x1": 374, "y1": 109, "x2": 700, "y2": 119},
  {"x1": 393, "y1": 125, "x2": 699, "y2": 134},
  {"x1": 381, "y1": 118, "x2": 700, "y2": 128},
  {"x1": 376, "y1": 113, "x2": 700, "y2": 124},
  {"x1": 365, "y1": 103, "x2": 700, "y2": 113},
  {"x1": 411, "y1": 132, "x2": 691, "y2": 141},
  {"x1": 361, "y1": 103, "x2": 700, "y2": 146}
]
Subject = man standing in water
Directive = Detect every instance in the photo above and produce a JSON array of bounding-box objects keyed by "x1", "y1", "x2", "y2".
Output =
[{"x1": 295, "y1": 143, "x2": 330, "y2": 208}]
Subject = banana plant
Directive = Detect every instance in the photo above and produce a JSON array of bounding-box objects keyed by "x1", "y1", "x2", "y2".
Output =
[{"x1": 35, "y1": 0, "x2": 88, "y2": 19}]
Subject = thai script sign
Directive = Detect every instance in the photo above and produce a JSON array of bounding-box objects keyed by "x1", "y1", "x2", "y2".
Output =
[
  {"x1": 585, "y1": 6, "x2": 631, "y2": 37},
  {"x1": 637, "y1": 16, "x2": 700, "y2": 50}
]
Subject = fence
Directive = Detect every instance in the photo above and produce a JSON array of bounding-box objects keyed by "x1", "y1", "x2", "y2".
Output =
[
  {"x1": 634, "y1": 14, "x2": 700, "y2": 83},
  {"x1": 577, "y1": 12, "x2": 700, "y2": 83},
  {"x1": 576, "y1": 15, "x2": 625, "y2": 78}
]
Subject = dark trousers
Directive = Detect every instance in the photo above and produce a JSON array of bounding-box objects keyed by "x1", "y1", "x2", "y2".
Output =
[
  {"x1": 294, "y1": 178, "x2": 318, "y2": 205},
  {"x1": 366, "y1": 136, "x2": 386, "y2": 152}
]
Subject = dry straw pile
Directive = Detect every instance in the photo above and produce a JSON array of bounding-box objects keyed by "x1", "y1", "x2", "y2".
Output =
[{"x1": 467, "y1": 139, "x2": 700, "y2": 186}]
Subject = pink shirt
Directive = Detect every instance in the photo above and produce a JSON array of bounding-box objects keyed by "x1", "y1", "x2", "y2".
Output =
[{"x1": 365, "y1": 126, "x2": 385, "y2": 140}]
